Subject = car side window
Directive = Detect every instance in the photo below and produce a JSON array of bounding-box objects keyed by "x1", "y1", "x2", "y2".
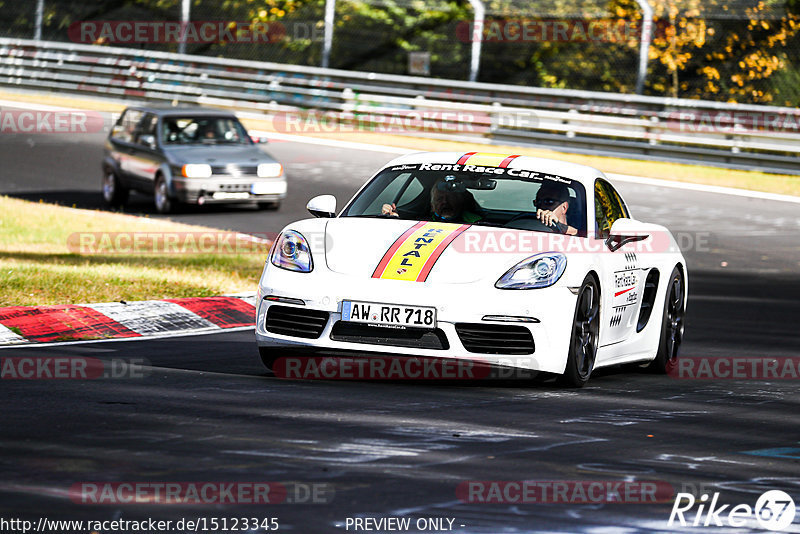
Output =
[
  {"x1": 111, "y1": 109, "x2": 144, "y2": 143},
  {"x1": 133, "y1": 114, "x2": 158, "y2": 146},
  {"x1": 594, "y1": 179, "x2": 629, "y2": 238},
  {"x1": 396, "y1": 176, "x2": 424, "y2": 207},
  {"x1": 366, "y1": 173, "x2": 423, "y2": 214}
]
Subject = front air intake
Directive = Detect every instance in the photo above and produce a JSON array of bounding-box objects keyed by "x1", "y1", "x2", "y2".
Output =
[
  {"x1": 330, "y1": 322, "x2": 449, "y2": 350},
  {"x1": 455, "y1": 323, "x2": 535, "y2": 354},
  {"x1": 265, "y1": 305, "x2": 329, "y2": 339}
]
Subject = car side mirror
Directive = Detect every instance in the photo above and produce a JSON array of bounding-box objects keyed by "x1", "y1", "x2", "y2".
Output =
[
  {"x1": 606, "y1": 218, "x2": 649, "y2": 252},
  {"x1": 140, "y1": 134, "x2": 156, "y2": 149},
  {"x1": 307, "y1": 195, "x2": 336, "y2": 218},
  {"x1": 251, "y1": 135, "x2": 269, "y2": 144}
]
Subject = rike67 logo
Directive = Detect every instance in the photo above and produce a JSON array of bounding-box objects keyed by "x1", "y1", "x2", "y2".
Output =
[{"x1": 669, "y1": 490, "x2": 796, "y2": 531}]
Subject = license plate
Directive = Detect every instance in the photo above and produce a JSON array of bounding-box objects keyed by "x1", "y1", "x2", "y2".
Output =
[
  {"x1": 341, "y1": 300, "x2": 436, "y2": 328},
  {"x1": 212, "y1": 191, "x2": 250, "y2": 200},
  {"x1": 251, "y1": 181, "x2": 287, "y2": 195}
]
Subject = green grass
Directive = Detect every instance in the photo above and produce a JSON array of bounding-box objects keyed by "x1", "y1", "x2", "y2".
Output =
[{"x1": 0, "y1": 196, "x2": 269, "y2": 306}]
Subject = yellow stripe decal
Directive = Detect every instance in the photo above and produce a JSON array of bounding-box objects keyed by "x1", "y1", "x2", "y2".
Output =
[
  {"x1": 373, "y1": 222, "x2": 468, "y2": 282},
  {"x1": 463, "y1": 153, "x2": 508, "y2": 167}
]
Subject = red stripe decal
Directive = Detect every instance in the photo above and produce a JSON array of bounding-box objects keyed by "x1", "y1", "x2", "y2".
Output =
[
  {"x1": 416, "y1": 224, "x2": 471, "y2": 282},
  {"x1": 614, "y1": 287, "x2": 635, "y2": 297},
  {"x1": 372, "y1": 221, "x2": 428, "y2": 279},
  {"x1": 498, "y1": 154, "x2": 521, "y2": 168},
  {"x1": 456, "y1": 152, "x2": 477, "y2": 165},
  {"x1": 0, "y1": 306, "x2": 140, "y2": 343},
  {"x1": 167, "y1": 297, "x2": 256, "y2": 328}
]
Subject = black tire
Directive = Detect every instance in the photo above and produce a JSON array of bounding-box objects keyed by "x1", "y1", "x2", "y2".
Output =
[
  {"x1": 648, "y1": 266, "x2": 686, "y2": 374},
  {"x1": 257, "y1": 201, "x2": 281, "y2": 210},
  {"x1": 154, "y1": 175, "x2": 173, "y2": 214},
  {"x1": 559, "y1": 274, "x2": 601, "y2": 388},
  {"x1": 259, "y1": 346, "x2": 278, "y2": 371},
  {"x1": 102, "y1": 169, "x2": 129, "y2": 207}
]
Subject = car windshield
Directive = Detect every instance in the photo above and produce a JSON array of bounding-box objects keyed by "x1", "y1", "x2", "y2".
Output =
[
  {"x1": 341, "y1": 163, "x2": 587, "y2": 236},
  {"x1": 161, "y1": 116, "x2": 251, "y2": 145}
]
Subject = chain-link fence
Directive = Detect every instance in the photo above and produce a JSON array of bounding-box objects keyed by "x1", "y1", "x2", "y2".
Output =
[{"x1": 1, "y1": 0, "x2": 798, "y2": 105}]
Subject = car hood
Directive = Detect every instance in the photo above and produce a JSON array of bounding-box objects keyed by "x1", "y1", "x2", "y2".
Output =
[
  {"x1": 163, "y1": 144, "x2": 274, "y2": 165},
  {"x1": 323, "y1": 218, "x2": 581, "y2": 284}
]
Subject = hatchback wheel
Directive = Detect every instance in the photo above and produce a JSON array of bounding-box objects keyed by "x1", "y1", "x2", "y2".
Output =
[
  {"x1": 154, "y1": 176, "x2": 173, "y2": 214},
  {"x1": 102, "y1": 170, "x2": 129, "y2": 207}
]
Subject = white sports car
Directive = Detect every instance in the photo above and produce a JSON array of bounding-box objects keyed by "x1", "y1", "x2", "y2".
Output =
[{"x1": 255, "y1": 152, "x2": 687, "y2": 386}]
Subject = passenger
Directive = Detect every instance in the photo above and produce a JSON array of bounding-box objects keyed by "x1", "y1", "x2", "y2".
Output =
[{"x1": 382, "y1": 177, "x2": 482, "y2": 223}]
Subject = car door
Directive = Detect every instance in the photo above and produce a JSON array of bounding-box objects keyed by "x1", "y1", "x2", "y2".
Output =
[
  {"x1": 126, "y1": 113, "x2": 163, "y2": 192},
  {"x1": 595, "y1": 178, "x2": 644, "y2": 347},
  {"x1": 108, "y1": 108, "x2": 143, "y2": 186}
]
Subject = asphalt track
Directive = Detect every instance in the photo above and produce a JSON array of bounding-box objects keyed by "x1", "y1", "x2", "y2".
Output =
[{"x1": 1, "y1": 112, "x2": 800, "y2": 533}]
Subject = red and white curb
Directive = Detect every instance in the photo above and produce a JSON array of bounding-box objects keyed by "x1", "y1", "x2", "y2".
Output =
[{"x1": 0, "y1": 294, "x2": 257, "y2": 346}]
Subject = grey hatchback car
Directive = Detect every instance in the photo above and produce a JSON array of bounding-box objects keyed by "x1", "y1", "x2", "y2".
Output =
[{"x1": 103, "y1": 106, "x2": 286, "y2": 213}]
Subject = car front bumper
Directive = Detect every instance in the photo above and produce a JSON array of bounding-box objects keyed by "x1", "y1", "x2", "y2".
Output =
[
  {"x1": 255, "y1": 265, "x2": 579, "y2": 374},
  {"x1": 172, "y1": 176, "x2": 287, "y2": 204}
]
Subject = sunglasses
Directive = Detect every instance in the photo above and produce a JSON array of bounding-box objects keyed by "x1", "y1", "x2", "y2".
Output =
[{"x1": 536, "y1": 197, "x2": 563, "y2": 208}]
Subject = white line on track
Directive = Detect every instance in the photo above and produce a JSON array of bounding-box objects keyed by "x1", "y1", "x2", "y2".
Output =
[
  {"x1": 249, "y1": 129, "x2": 415, "y2": 155},
  {"x1": 6, "y1": 97, "x2": 797, "y2": 204},
  {"x1": 606, "y1": 172, "x2": 800, "y2": 204},
  {"x1": 251, "y1": 129, "x2": 800, "y2": 204}
]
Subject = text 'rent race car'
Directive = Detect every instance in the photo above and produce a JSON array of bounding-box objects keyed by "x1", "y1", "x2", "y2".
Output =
[{"x1": 255, "y1": 152, "x2": 687, "y2": 386}]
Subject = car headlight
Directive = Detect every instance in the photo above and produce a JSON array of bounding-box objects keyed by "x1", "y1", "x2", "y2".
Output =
[
  {"x1": 270, "y1": 230, "x2": 313, "y2": 272},
  {"x1": 182, "y1": 164, "x2": 212, "y2": 178},
  {"x1": 495, "y1": 253, "x2": 567, "y2": 289},
  {"x1": 258, "y1": 163, "x2": 283, "y2": 178}
]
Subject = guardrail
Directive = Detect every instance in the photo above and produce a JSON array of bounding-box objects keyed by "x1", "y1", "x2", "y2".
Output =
[{"x1": 1, "y1": 37, "x2": 799, "y2": 174}]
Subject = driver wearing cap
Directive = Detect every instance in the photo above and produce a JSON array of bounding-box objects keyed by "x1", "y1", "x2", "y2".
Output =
[{"x1": 535, "y1": 181, "x2": 578, "y2": 235}]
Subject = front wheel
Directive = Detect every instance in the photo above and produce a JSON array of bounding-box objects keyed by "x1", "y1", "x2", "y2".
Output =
[
  {"x1": 648, "y1": 266, "x2": 685, "y2": 373},
  {"x1": 559, "y1": 274, "x2": 600, "y2": 387},
  {"x1": 102, "y1": 170, "x2": 129, "y2": 207},
  {"x1": 154, "y1": 175, "x2": 173, "y2": 214}
]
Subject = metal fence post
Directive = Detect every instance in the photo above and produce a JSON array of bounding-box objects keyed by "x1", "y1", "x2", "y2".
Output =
[
  {"x1": 34, "y1": 0, "x2": 44, "y2": 40},
  {"x1": 634, "y1": 0, "x2": 653, "y2": 94},
  {"x1": 178, "y1": 0, "x2": 190, "y2": 55},
  {"x1": 466, "y1": 0, "x2": 484, "y2": 82},
  {"x1": 322, "y1": 0, "x2": 336, "y2": 68}
]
